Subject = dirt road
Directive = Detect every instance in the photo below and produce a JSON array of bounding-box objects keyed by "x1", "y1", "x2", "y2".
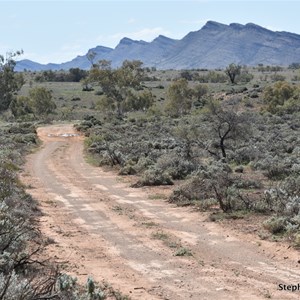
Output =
[{"x1": 22, "y1": 124, "x2": 300, "y2": 299}]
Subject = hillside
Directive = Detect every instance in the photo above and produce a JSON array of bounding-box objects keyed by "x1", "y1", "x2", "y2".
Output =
[{"x1": 16, "y1": 21, "x2": 300, "y2": 71}]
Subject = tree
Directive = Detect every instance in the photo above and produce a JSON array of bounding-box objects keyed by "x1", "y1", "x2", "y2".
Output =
[
  {"x1": 192, "y1": 83, "x2": 209, "y2": 108},
  {"x1": 0, "y1": 50, "x2": 24, "y2": 112},
  {"x1": 180, "y1": 70, "x2": 193, "y2": 81},
  {"x1": 263, "y1": 81, "x2": 295, "y2": 113},
  {"x1": 10, "y1": 96, "x2": 32, "y2": 118},
  {"x1": 206, "y1": 100, "x2": 250, "y2": 159},
  {"x1": 165, "y1": 78, "x2": 193, "y2": 117},
  {"x1": 29, "y1": 87, "x2": 56, "y2": 117},
  {"x1": 173, "y1": 123, "x2": 200, "y2": 160},
  {"x1": 69, "y1": 68, "x2": 87, "y2": 82},
  {"x1": 225, "y1": 63, "x2": 241, "y2": 84},
  {"x1": 124, "y1": 90, "x2": 154, "y2": 112},
  {"x1": 88, "y1": 59, "x2": 145, "y2": 116}
]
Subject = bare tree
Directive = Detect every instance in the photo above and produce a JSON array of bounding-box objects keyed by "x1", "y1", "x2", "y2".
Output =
[{"x1": 207, "y1": 100, "x2": 250, "y2": 159}]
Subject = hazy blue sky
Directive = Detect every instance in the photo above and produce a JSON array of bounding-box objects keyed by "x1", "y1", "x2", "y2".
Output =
[{"x1": 1, "y1": 0, "x2": 300, "y2": 63}]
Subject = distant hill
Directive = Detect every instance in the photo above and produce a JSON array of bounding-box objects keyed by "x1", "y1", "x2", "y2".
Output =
[{"x1": 16, "y1": 21, "x2": 300, "y2": 71}]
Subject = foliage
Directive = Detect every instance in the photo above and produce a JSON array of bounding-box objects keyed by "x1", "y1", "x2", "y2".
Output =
[
  {"x1": 165, "y1": 78, "x2": 193, "y2": 117},
  {"x1": 0, "y1": 51, "x2": 24, "y2": 112},
  {"x1": 10, "y1": 96, "x2": 33, "y2": 119},
  {"x1": 155, "y1": 153, "x2": 195, "y2": 180},
  {"x1": 205, "y1": 100, "x2": 251, "y2": 158},
  {"x1": 35, "y1": 68, "x2": 88, "y2": 83},
  {"x1": 288, "y1": 63, "x2": 300, "y2": 70},
  {"x1": 0, "y1": 123, "x2": 54, "y2": 299},
  {"x1": 263, "y1": 81, "x2": 296, "y2": 113},
  {"x1": 225, "y1": 63, "x2": 242, "y2": 84},
  {"x1": 238, "y1": 68, "x2": 254, "y2": 83},
  {"x1": 262, "y1": 177, "x2": 300, "y2": 243},
  {"x1": 29, "y1": 87, "x2": 57, "y2": 117},
  {"x1": 6, "y1": 63, "x2": 300, "y2": 249},
  {"x1": 0, "y1": 122, "x2": 130, "y2": 300},
  {"x1": 75, "y1": 115, "x2": 102, "y2": 132},
  {"x1": 169, "y1": 174, "x2": 214, "y2": 205},
  {"x1": 88, "y1": 60, "x2": 147, "y2": 116},
  {"x1": 169, "y1": 161, "x2": 256, "y2": 212},
  {"x1": 263, "y1": 216, "x2": 288, "y2": 234},
  {"x1": 180, "y1": 70, "x2": 193, "y2": 81},
  {"x1": 192, "y1": 83, "x2": 209, "y2": 108},
  {"x1": 124, "y1": 90, "x2": 154, "y2": 112},
  {"x1": 11, "y1": 87, "x2": 57, "y2": 119},
  {"x1": 257, "y1": 65, "x2": 283, "y2": 72},
  {"x1": 196, "y1": 71, "x2": 227, "y2": 83},
  {"x1": 174, "y1": 247, "x2": 193, "y2": 257},
  {"x1": 133, "y1": 167, "x2": 173, "y2": 187}
]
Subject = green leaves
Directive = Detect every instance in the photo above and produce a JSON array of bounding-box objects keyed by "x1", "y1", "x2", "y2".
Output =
[
  {"x1": 0, "y1": 51, "x2": 24, "y2": 112},
  {"x1": 263, "y1": 81, "x2": 296, "y2": 113},
  {"x1": 88, "y1": 60, "x2": 147, "y2": 116},
  {"x1": 225, "y1": 63, "x2": 242, "y2": 84},
  {"x1": 165, "y1": 78, "x2": 193, "y2": 117}
]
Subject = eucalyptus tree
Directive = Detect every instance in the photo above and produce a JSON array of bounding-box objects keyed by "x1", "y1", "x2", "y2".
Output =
[
  {"x1": 225, "y1": 63, "x2": 241, "y2": 84},
  {"x1": 89, "y1": 59, "x2": 145, "y2": 116},
  {"x1": 0, "y1": 50, "x2": 24, "y2": 112}
]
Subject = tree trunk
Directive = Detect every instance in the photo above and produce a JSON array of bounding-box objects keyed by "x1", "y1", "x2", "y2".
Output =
[{"x1": 220, "y1": 137, "x2": 227, "y2": 158}]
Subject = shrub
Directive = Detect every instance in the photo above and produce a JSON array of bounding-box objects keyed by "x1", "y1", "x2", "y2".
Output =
[
  {"x1": 261, "y1": 177, "x2": 300, "y2": 240},
  {"x1": 12, "y1": 133, "x2": 37, "y2": 144},
  {"x1": 133, "y1": 167, "x2": 173, "y2": 187},
  {"x1": 169, "y1": 175, "x2": 213, "y2": 205},
  {"x1": 71, "y1": 96, "x2": 81, "y2": 101},
  {"x1": 155, "y1": 153, "x2": 196, "y2": 180},
  {"x1": 134, "y1": 157, "x2": 154, "y2": 173},
  {"x1": 118, "y1": 164, "x2": 137, "y2": 175},
  {"x1": 263, "y1": 216, "x2": 287, "y2": 234},
  {"x1": 174, "y1": 247, "x2": 193, "y2": 257},
  {"x1": 264, "y1": 163, "x2": 291, "y2": 180},
  {"x1": 232, "y1": 146, "x2": 262, "y2": 165},
  {"x1": 253, "y1": 155, "x2": 292, "y2": 180},
  {"x1": 264, "y1": 81, "x2": 295, "y2": 113},
  {"x1": 238, "y1": 71, "x2": 254, "y2": 83},
  {"x1": 234, "y1": 178, "x2": 263, "y2": 189},
  {"x1": 270, "y1": 74, "x2": 286, "y2": 82}
]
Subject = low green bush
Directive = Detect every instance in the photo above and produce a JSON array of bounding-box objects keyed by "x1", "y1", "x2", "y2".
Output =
[{"x1": 263, "y1": 216, "x2": 287, "y2": 234}]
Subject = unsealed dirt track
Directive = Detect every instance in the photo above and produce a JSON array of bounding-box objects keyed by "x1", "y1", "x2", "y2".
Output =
[{"x1": 21, "y1": 124, "x2": 300, "y2": 299}]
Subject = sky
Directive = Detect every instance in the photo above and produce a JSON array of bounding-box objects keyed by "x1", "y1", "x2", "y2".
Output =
[{"x1": 1, "y1": 0, "x2": 300, "y2": 64}]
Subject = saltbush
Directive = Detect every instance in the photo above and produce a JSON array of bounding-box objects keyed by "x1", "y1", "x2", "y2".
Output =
[
  {"x1": 133, "y1": 167, "x2": 173, "y2": 187},
  {"x1": 263, "y1": 216, "x2": 287, "y2": 234},
  {"x1": 155, "y1": 153, "x2": 195, "y2": 180}
]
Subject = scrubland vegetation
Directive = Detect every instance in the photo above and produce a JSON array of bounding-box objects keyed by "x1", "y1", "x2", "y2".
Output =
[
  {"x1": 73, "y1": 60, "x2": 300, "y2": 245},
  {"x1": 0, "y1": 53, "x2": 131, "y2": 299},
  {"x1": 2, "y1": 50, "x2": 300, "y2": 297}
]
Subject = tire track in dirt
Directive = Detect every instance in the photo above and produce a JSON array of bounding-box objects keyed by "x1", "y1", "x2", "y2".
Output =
[{"x1": 22, "y1": 124, "x2": 300, "y2": 300}]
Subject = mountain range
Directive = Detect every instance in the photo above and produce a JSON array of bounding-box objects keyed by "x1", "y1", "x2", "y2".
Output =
[{"x1": 16, "y1": 21, "x2": 300, "y2": 71}]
